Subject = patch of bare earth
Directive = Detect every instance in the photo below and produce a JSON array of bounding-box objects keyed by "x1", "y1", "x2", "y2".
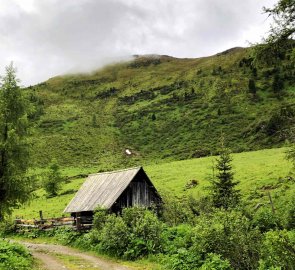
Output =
[{"x1": 20, "y1": 242, "x2": 133, "y2": 270}]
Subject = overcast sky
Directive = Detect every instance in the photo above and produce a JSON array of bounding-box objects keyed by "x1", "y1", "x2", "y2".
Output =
[{"x1": 0, "y1": 0, "x2": 277, "y2": 86}]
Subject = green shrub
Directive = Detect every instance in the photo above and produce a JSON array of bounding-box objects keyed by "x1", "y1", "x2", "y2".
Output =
[
  {"x1": 0, "y1": 240, "x2": 32, "y2": 270},
  {"x1": 52, "y1": 227, "x2": 80, "y2": 245},
  {"x1": 260, "y1": 229, "x2": 295, "y2": 270},
  {"x1": 252, "y1": 208, "x2": 282, "y2": 232},
  {"x1": 161, "y1": 224, "x2": 193, "y2": 255},
  {"x1": 92, "y1": 207, "x2": 164, "y2": 259},
  {"x1": 161, "y1": 225, "x2": 199, "y2": 270},
  {"x1": 163, "y1": 248, "x2": 201, "y2": 270},
  {"x1": 191, "y1": 210, "x2": 261, "y2": 270},
  {"x1": 122, "y1": 207, "x2": 164, "y2": 259},
  {"x1": 161, "y1": 195, "x2": 196, "y2": 226},
  {"x1": 285, "y1": 199, "x2": 295, "y2": 229},
  {"x1": 199, "y1": 253, "x2": 233, "y2": 270},
  {"x1": 121, "y1": 207, "x2": 147, "y2": 227},
  {"x1": 93, "y1": 207, "x2": 108, "y2": 230},
  {"x1": 99, "y1": 215, "x2": 130, "y2": 257},
  {"x1": 0, "y1": 220, "x2": 16, "y2": 237},
  {"x1": 72, "y1": 233, "x2": 93, "y2": 250}
]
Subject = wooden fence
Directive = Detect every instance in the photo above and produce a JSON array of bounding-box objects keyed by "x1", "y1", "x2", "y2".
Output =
[
  {"x1": 15, "y1": 217, "x2": 75, "y2": 230},
  {"x1": 15, "y1": 216, "x2": 93, "y2": 231}
]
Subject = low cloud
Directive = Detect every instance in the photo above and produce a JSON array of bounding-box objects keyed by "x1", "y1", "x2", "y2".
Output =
[{"x1": 0, "y1": 0, "x2": 276, "y2": 85}]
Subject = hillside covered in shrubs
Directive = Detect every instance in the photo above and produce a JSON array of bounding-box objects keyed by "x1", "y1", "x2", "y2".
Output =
[{"x1": 26, "y1": 45, "x2": 295, "y2": 167}]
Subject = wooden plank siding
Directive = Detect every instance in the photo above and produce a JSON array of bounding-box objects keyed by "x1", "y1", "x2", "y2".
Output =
[{"x1": 111, "y1": 170, "x2": 161, "y2": 212}]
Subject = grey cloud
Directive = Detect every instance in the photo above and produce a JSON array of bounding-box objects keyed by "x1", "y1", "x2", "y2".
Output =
[{"x1": 0, "y1": 0, "x2": 276, "y2": 85}]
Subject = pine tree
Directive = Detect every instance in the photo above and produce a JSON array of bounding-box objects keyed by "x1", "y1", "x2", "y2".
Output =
[
  {"x1": 248, "y1": 79, "x2": 257, "y2": 95},
  {"x1": 272, "y1": 73, "x2": 284, "y2": 95},
  {"x1": 0, "y1": 63, "x2": 32, "y2": 219},
  {"x1": 211, "y1": 145, "x2": 240, "y2": 209}
]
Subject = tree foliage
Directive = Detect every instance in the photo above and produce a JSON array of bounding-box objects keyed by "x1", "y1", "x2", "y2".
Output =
[
  {"x1": 43, "y1": 159, "x2": 63, "y2": 197},
  {"x1": 265, "y1": 0, "x2": 295, "y2": 43},
  {"x1": 0, "y1": 63, "x2": 32, "y2": 219},
  {"x1": 254, "y1": 0, "x2": 295, "y2": 64}
]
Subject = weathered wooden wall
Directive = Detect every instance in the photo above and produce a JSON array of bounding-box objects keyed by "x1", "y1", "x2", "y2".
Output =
[{"x1": 111, "y1": 171, "x2": 160, "y2": 212}]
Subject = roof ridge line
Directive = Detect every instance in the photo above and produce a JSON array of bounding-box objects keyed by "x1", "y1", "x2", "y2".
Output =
[{"x1": 88, "y1": 166, "x2": 142, "y2": 176}]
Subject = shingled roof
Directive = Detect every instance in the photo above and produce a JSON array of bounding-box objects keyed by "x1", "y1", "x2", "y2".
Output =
[{"x1": 64, "y1": 167, "x2": 142, "y2": 213}]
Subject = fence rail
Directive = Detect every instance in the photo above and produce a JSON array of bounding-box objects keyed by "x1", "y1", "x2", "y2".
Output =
[{"x1": 15, "y1": 217, "x2": 78, "y2": 230}]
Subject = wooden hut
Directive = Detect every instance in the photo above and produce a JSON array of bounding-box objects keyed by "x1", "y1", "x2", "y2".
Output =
[{"x1": 63, "y1": 167, "x2": 162, "y2": 223}]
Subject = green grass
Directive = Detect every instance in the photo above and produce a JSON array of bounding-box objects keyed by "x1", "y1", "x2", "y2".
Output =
[
  {"x1": 147, "y1": 147, "x2": 292, "y2": 196},
  {"x1": 53, "y1": 254, "x2": 101, "y2": 270},
  {"x1": 13, "y1": 147, "x2": 293, "y2": 219}
]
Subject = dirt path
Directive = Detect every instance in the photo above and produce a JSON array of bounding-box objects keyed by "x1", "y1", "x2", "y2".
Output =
[
  {"x1": 19, "y1": 241, "x2": 133, "y2": 270},
  {"x1": 31, "y1": 250, "x2": 69, "y2": 270}
]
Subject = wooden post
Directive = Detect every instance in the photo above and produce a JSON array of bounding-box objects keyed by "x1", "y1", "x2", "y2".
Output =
[
  {"x1": 76, "y1": 212, "x2": 81, "y2": 231},
  {"x1": 39, "y1": 210, "x2": 45, "y2": 225}
]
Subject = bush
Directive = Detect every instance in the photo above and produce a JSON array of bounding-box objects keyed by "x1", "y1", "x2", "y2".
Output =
[
  {"x1": 191, "y1": 210, "x2": 261, "y2": 270},
  {"x1": 50, "y1": 227, "x2": 77, "y2": 245},
  {"x1": 0, "y1": 220, "x2": 16, "y2": 237},
  {"x1": 92, "y1": 208, "x2": 164, "y2": 259},
  {"x1": 161, "y1": 195, "x2": 196, "y2": 226},
  {"x1": 99, "y1": 215, "x2": 130, "y2": 257},
  {"x1": 285, "y1": 199, "x2": 295, "y2": 229},
  {"x1": 200, "y1": 253, "x2": 233, "y2": 270},
  {"x1": 260, "y1": 230, "x2": 295, "y2": 269},
  {"x1": 161, "y1": 224, "x2": 193, "y2": 255},
  {"x1": 0, "y1": 240, "x2": 32, "y2": 270},
  {"x1": 252, "y1": 208, "x2": 282, "y2": 232},
  {"x1": 93, "y1": 207, "x2": 108, "y2": 230},
  {"x1": 163, "y1": 248, "x2": 201, "y2": 270},
  {"x1": 72, "y1": 233, "x2": 93, "y2": 250},
  {"x1": 122, "y1": 207, "x2": 163, "y2": 259}
]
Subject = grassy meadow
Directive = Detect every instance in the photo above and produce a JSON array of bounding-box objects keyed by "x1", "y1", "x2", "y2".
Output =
[{"x1": 13, "y1": 147, "x2": 293, "y2": 219}]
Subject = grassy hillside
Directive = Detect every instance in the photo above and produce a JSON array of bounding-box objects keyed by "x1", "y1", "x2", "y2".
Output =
[
  {"x1": 26, "y1": 46, "x2": 295, "y2": 167},
  {"x1": 13, "y1": 147, "x2": 294, "y2": 219}
]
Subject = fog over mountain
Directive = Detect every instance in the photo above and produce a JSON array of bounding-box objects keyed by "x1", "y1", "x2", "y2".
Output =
[{"x1": 0, "y1": 0, "x2": 276, "y2": 86}]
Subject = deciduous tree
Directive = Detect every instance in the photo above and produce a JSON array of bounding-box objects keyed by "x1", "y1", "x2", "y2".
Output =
[
  {"x1": 43, "y1": 159, "x2": 63, "y2": 197},
  {"x1": 0, "y1": 63, "x2": 32, "y2": 219}
]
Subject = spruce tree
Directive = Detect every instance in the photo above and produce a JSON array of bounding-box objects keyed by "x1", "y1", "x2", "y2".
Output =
[
  {"x1": 248, "y1": 79, "x2": 257, "y2": 96},
  {"x1": 211, "y1": 145, "x2": 240, "y2": 209},
  {"x1": 272, "y1": 73, "x2": 284, "y2": 95},
  {"x1": 0, "y1": 63, "x2": 32, "y2": 219}
]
